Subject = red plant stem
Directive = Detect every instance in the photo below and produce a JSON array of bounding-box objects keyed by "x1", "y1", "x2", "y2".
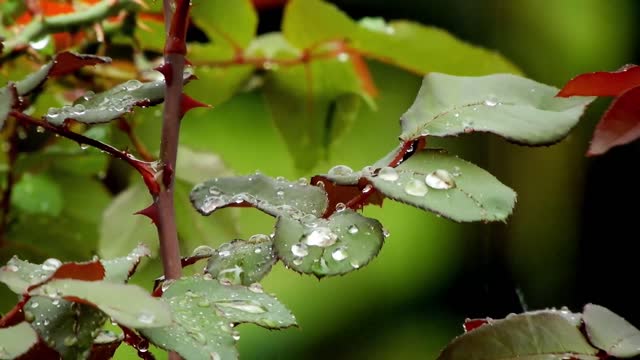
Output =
[{"x1": 388, "y1": 140, "x2": 415, "y2": 167}]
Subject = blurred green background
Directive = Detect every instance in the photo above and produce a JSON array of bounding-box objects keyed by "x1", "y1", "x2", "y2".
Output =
[{"x1": 2, "y1": 0, "x2": 639, "y2": 359}]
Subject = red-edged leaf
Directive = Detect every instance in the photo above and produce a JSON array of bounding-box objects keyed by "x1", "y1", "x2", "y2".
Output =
[
  {"x1": 48, "y1": 52, "x2": 110, "y2": 76},
  {"x1": 558, "y1": 64, "x2": 640, "y2": 97},
  {"x1": 311, "y1": 176, "x2": 384, "y2": 216},
  {"x1": 15, "y1": 339, "x2": 60, "y2": 360},
  {"x1": 49, "y1": 261, "x2": 105, "y2": 282},
  {"x1": 588, "y1": 85, "x2": 640, "y2": 156},
  {"x1": 463, "y1": 318, "x2": 489, "y2": 332}
]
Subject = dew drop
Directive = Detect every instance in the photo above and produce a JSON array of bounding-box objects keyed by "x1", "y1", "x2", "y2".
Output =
[
  {"x1": 216, "y1": 301, "x2": 267, "y2": 314},
  {"x1": 328, "y1": 165, "x2": 354, "y2": 177},
  {"x1": 305, "y1": 227, "x2": 338, "y2": 247},
  {"x1": 72, "y1": 103, "x2": 86, "y2": 115},
  {"x1": 248, "y1": 283, "x2": 264, "y2": 293},
  {"x1": 404, "y1": 179, "x2": 428, "y2": 197},
  {"x1": 249, "y1": 233, "x2": 270, "y2": 243},
  {"x1": 452, "y1": 166, "x2": 462, "y2": 177},
  {"x1": 378, "y1": 166, "x2": 399, "y2": 181},
  {"x1": 382, "y1": 228, "x2": 391, "y2": 238},
  {"x1": 123, "y1": 79, "x2": 143, "y2": 91},
  {"x1": 331, "y1": 247, "x2": 348, "y2": 261},
  {"x1": 136, "y1": 312, "x2": 155, "y2": 325},
  {"x1": 297, "y1": 177, "x2": 308, "y2": 186},
  {"x1": 232, "y1": 331, "x2": 241, "y2": 341},
  {"x1": 42, "y1": 258, "x2": 62, "y2": 271},
  {"x1": 425, "y1": 169, "x2": 456, "y2": 190},
  {"x1": 30, "y1": 302, "x2": 39, "y2": 309},
  {"x1": 197, "y1": 299, "x2": 210, "y2": 308},
  {"x1": 29, "y1": 36, "x2": 50, "y2": 50},
  {"x1": 191, "y1": 245, "x2": 215, "y2": 257},
  {"x1": 347, "y1": 225, "x2": 359, "y2": 234},
  {"x1": 484, "y1": 96, "x2": 498, "y2": 107},
  {"x1": 293, "y1": 258, "x2": 303, "y2": 266},
  {"x1": 350, "y1": 260, "x2": 360, "y2": 269},
  {"x1": 291, "y1": 243, "x2": 309, "y2": 257},
  {"x1": 36, "y1": 126, "x2": 45, "y2": 133},
  {"x1": 80, "y1": 143, "x2": 89, "y2": 150},
  {"x1": 335, "y1": 203, "x2": 346, "y2": 212},
  {"x1": 24, "y1": 311, "x2": 35, "y2": 322},
  {"x1": 276, "y1": 190, "x2": 285, "y2": 197}
]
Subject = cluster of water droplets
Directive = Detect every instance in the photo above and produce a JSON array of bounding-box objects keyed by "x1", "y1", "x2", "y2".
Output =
[{"x1": 45, "y1": 104, "x2": 87, "y2": 125}]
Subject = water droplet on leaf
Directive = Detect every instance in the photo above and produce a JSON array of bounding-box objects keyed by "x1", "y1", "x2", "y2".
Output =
[
  {"x1": 404, "y1": 179, "x2": 428, "y2": 197},
  {"x1": 216, "y1": 301, "x2": 267, "y2": 314},
  {"x1": 305, "y1": 227, "x2": 338, "y2": 247},
  {"x1": 425, "y1": 169, "x2": 456, "y2": 190},
  {"x1": 335, "y1": 203, "x2": 346, "y2": 212},
  {"x1": 347, "y1": 225, "x2": 359, "y2": 234},
  {"x1": 42, "y1": 258, "x2": 62, "y2": 271},
  {"x1": 332, "y1": 247, "x2": 348, "y2": 261},
  {"x1": 328, "y1": 165, "x2": 354, "y2": 176},
  {"x1": 291, "y1": 243, "x2": 309, "y2": 257},
  {"x1": 378, "y1": 166, "x2": 399, "y2": 181}
]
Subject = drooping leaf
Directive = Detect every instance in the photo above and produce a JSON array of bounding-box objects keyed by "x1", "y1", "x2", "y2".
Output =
[
  {"x1": 583, "y1": 303, "x2": 640, "y2": 358},
  {"x1": 11, "y1": 173, "x2": 63, "y2": 216},
  {"x1": 262, "y1": 58, "x2": 366, "y2": 170},
  {"x1": 437, "y1": 310, "x2": 599, "y2": 360},
  {"x1": 274, "y1": 210, "x2": 384, "y2": 277},
  {"x1": 205, "y1": 236, "x2": 276, "y2": 285},
  {"x1": 190, "y1": 173, "x2": 328, "y2": 218},
  {"x1": 191, "y1": 0, "x2": 257, "y2": 48},
  {"x1": 101, "y1": 244, "x2": 151, "y2": 283},
  {"x1": 400, "y1": 73, "x2": 595, "y2": 144},
  {"x1": 585, "y1": 86, "x2": 640, "y2": 156},
  {"x1": 353, "y1": 19, "x2": 521, "y2": 76},
  {"x1": 141, "y1": 276, "x2": 296, "y2": 360},
  {"x1": 29, "y1": 279, "x2": 172, "y2": 329},
  {"x1": 26, "y1": 297, "x2": 107, "y2": 360},
  {"x1": 44, "y1": 69, "x2": 194, "y2": 125},
  {"x1": 282, "y1": 0, "x2": 356, "y2": 48},
  {"x1": 0, "y1": 322, "x2": 39, "y2": 359},
  {"x1": 558, "y1": 64, "x2": 640, "y2": 97},
  {"x1": 367, "y1": 149, "x2": 515, "y2": 222}
]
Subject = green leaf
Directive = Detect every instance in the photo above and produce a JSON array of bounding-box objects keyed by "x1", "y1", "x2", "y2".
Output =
[
  {"x1": 263, "y1": 58, "x2": 366, "y2": 170},
  {"x1": 205, "y1": 236, "x2": 276, "y2": 285},
  {"x1": 191, "y1": 0, "x2": 257, "y2": 48},
  {"x1": 353, "y1": 19, "x2": 521, "y2": 76},
  {"x1": 190, "y1": 173, "x2": 328, "y2": 218},
  {"x1": 0, "y1": 85, "x2": 15, "y2": 129},
  {"x1": 26, "y1": 297, "x2": 107, "y2": 359},
  {"x1": 44, "y1": 70, "x2": 193, "y2": 126},
  {"x1": 99, "y1": 183, "x2": 158, "y2": 258},
  {"x1": 400, "y1": 73, "x2": 595, "y2": 144},
  {"x1": 142, "y1": 276, "x2": 296, "y2": 360},
  {"x1": 437, "y1": 311, "x2": 599, "y2": 360},
  {"x1": 583, "y1": 303, "x2": 640, "y2": 358},
  {"x1": 274, "y1": 210, "x2": 384, "y2": 277},
  {"x1": 0, "y1": 322, "x2": 39, "y2": 359},
  {"x1": 176, "y1": 147, "x2": 231, "y2": 185},
  {"x1": 11, "y1": 172, "x2": 63, "y2": 216},
  {"x1": 101, "y1": 244, "x2": 151, "y2": 283},
  {"x1": 282, "y1": 0, "x2": 356, "y2": 49},
  {"x1": 245, "y1": 33, "x2": 301, "y2": 60},
  {"x1": 188, "y1": 65, "x2": 254, "y2": 108},
  {"x1": 369, "y1": 149, "x2": 516, "y2": 222},
  {"x1": 0, "y1": 256, "x2": 56, "y2": 294},
  {"x1": 29, "y1": 279, "x2": 172, "y2": 329}
]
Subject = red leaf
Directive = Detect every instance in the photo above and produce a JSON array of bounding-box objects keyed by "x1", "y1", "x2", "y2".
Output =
[
  {"x1": 463, "y1": 318, "x2": 489, "y2": 332},
  {"x1": 587, "y1": 85, "x2": 640, "y2": 156},
  {"x1": 48, "y1": 52, "x2": 111, "y2": 77},
  {"x1": 49, "y1": 261, "x2": 106, "y2": 282},
  {"x1": 311, "y1": 176, "x2": 384, "y2": 217},
  {"x1": 252, "y1": 0, "x2": 288, "y2": 10},
  {"x1": 558, "y1": 64, "x2": 640, "y2": 97}
]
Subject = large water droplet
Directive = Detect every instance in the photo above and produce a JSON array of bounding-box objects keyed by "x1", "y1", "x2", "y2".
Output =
[
  {"x1": 191, "y1": 245, "x2": 215, "y2": 257},
  {"x1": 305, "y1": 227, "x2": 338, "y2": 247},
  {"x1": 335, "y1": 203, "x2": 346, "y2": 212},
  {"x1": 404, "y1": 179, "x2": 428, "y2": 197},
  {"x1": 328, "y1": 165, "x2": 354, "y2": 177},
  {"x1": 30, "y1": 36, "x2": 50, "y2": 50},
  {"x1": 425, "y1": 169, "x2": 456, "y2": 190},
  {"x1": 80, "y1": 143, "x2": 89, "y2": 150},
  {"x1": 42, "y1": 258, "x2": 62, "y2": 271},
  {"x1": 291, "y1": 243, "x2": 309, "y2": 257},
  {"x1": 248, "y1": 233, "x2": 270, "y2": 243},
  {"x1": 347, "y1": 225, "x2": 359, "y2": 234},
  {"x1": 123, "y1": 79, "x2": 143, "y2": 91},
  {"x1": 484, "y1": 96, "x2": 498, "y2": 107},
  {"x1": 378, "y1": 166, "x2": 399, "y2": 181},
  {"x1": 332, "y1": 247, "x2": 348, "y2": 261},
  {"x1": 217, "y1": 301, "x2": 267, "y2": 314}
]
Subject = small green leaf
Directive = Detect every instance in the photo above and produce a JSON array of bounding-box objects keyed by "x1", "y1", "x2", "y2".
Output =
[
  {"x1": 26, "y1": 297, "x2": 107, "y2": 359},
  {"x1": 190, "y1": 173, "x2": 328, "y2": 218},
  {"x1": 205, "y1": 236, "x2": 276, "y2": 285},
  {"x1": 29, "y1": 279, "x2": 172, "y2": 329},
  {"x1": 101, "y1": 244, "x2": 151, "y2": 283},
  {"x1": 353, "y1": 19, "x2": 521, "y2": 76},
  {"x1": 0, "y1": 256, "x2": 55, "y2": 294},
  {"x1": 400, "y1": 73, "x2": 595, "y2": 144},
  {"x1": 437, "y1": 311, "x2": 599, "y2": 360},
  {"x1": 583, "y1": 303, "x2": 640, "y2": 358},
  {"x1": 368, "y1": 149, "x2": 515, "y2": 222},
  {"x1": 282, "y1": 0, "x2": 356, "y2": 48},
  {"x1": 44, "y1": 70, "x2": 193, "y2": 126},
  {"x1": 274, "y1": 210, "x2": 384, "y2": 277},
  {"x1": 142, "y1": 276, "x2": 296, "y2": 360},
  {"x1": 11, "y1": 173, "x2": 63, "y2": 216},
  {"x1": 0, "y1": 322, "x2": 39, "y2": 359},
  {"x1": 191, "y1": 0, "x2": 257, "y2": 48}
]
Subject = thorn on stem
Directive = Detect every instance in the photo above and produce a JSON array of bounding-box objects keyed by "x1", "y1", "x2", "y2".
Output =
[
  {"x1": 135, "y1": 202, "x2": 160, "y2": 224},
  {"x1": 179, "y1": 94, "x2": 210, "y2": 118}
]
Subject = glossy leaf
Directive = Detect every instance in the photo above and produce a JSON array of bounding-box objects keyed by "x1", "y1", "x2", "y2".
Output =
[
  {"x1": 29, "y1": 279, "x2": 172, "y2": 329},
  {"x1": 282, "y1": 0, "x2": 356, "y2": 48},
  {"x1": 11, "y1": 173, "x2": 63, "y2": 216},
  {"x1": 101, "y1": 244, "x2": 151, "y2": 283},
  {"x1": 558, "y1": 64, "x2": 640, "y2": 97},
  {"x1": 0, "y1": 322, "x2": 39, "y2": 359},
  {"x1": 26, "y1": 297, "x2": 107, "y2": 359},
  {"x1": 353, "y1": 19, "x2": 521, "y2": 76},
  {"x1": 437, "y1": 311, "x2": 599, "y2": 360},
  {"x1": 191, "y1": 173, "x2": 328, "y2": 218},
  {"x1": 400, "y1": 73, "x2": 595, "y2": 144},
  {"x1": 583, "y1": 303, "x2": 640, "y2": 358},
  {"x1": 205, "y1": 236, "x2": 276, "y2": 285},
  {"x1": 585, "y1": 86, "x2": 640, "y2": 156},
  {"x1": 263, "y1": 58, "x2": 366, "y2": 170},
  {"x1": 274, "y1": 210, "x2": 384, "y2": 276},
  {"x1": 141, "y1": 276, "x2": 296, "y2": 360},
  {"x1": 368, "y1": 150, "x2": 515, "y2": 222},
  {"x1": 191, "y1": 0, "x2": 257, "y2": 48},
  {"x1": 44, "y1": 70, "x2": 193, "y2": 125}
]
